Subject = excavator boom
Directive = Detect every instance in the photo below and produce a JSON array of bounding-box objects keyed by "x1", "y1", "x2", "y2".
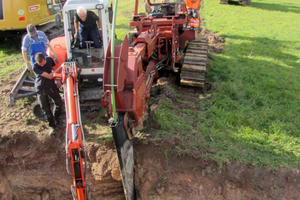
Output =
[{"x1": 54, "y1": 61, "x2": 89, "y2": 200}]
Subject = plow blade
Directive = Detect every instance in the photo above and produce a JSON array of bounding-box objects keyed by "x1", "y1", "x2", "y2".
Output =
[
  {"x1": 111, "y1": 114, "x2": 135, "y2": 200},
  {"x1": 180, "y1": 37, "x2": 209, "y2": 87}
]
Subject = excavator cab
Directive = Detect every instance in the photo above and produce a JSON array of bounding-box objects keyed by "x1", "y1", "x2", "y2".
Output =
[
  {"x1": 146, "y1": 0, "x2": 185, "y2": 17},
  {"x1": 63, "y1": 0, "x2": 112, "y2": 88}
]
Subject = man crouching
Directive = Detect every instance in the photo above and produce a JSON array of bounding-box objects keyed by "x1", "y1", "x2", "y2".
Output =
[{"x1": 33, "y1": 52, "x2": 63, "y2": 135}]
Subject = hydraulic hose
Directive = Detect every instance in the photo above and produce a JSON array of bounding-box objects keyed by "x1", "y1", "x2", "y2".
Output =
[{"x1": 110, "y1": 0, "x2": 118, "y2": 122}]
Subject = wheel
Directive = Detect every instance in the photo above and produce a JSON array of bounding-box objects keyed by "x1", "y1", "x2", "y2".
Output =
[
  {"x1": 128, "y1": 33, "x2": 139, "y2": 45},
  {"x1": 32, "y1": 100, "x2": 45, "y2": 120},
  {"x1": 55, "y1": 14, "x2": 62, "y2": 27},
  {"x1": 242, "y1": 0, "x2": 251, "y2": 6},
  {"x1": 219, "y1": 0, "x2": 228, "y2": 4},
  {"x1": 32, "y1": 99, "x2": 55, "y2": 120}
]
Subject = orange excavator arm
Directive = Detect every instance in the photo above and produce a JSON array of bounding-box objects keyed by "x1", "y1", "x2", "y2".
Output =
[{"x1": 53, "y1": 61, "x2": 90, "y2": 200}]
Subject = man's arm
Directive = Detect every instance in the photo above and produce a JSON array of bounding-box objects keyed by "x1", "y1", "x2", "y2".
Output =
[
  {"x1": 21, "y1": 50, "x2": 29, "y2": 63},
  {"x1": 74, "y1": 17, "x2": 79, "y2": 33},
  {"x1": 21, "y1": 36, "x2": 30, "y2": 64},
  {"x1": 45, "y1": 43, "x2": 56, "y2": 56},
  {"x1": 45, "y1": 43, "x2": 59, "y2": 64},
  {"x1": 98, "y1": 18, "x2": 102, "y2": 29},
  {"x1": 52, "y1": 65, "x2": 63, "y2": 73},
  {"x1": 40, "y1": 72, "x2": 54, "y2": 79},
  {"x1": 22, "y1": 49, "x2": 32, "y2": 70}
]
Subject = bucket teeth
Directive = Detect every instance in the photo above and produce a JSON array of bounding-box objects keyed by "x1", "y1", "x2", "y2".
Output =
[{"x1": 181, "y1": 37, "x2": 209, "y2": 88}]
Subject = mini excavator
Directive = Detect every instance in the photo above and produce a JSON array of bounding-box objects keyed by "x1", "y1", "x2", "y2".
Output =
[
  {"x1": 52, "y1": 0, "x2": 208, "y2": 198},
  {"x1": 10, "y1": 0, "x2": 208, "y2": 199}
]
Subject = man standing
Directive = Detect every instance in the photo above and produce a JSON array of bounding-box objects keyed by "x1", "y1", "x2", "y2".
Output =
[
  {"x1": 74, "y1": 6, "x2": 102, "y2": 49},
  {"x1": 186, "y1": 0, "x2": 201, "y2": 31},
  {"x1": 22, "y1": 24, "x2": 59, "y2": 71},
  {"x1": 33, "y1": 53, "x2": 63, "y2": 136}
]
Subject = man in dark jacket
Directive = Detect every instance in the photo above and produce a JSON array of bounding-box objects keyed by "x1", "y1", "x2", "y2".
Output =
[
  {"x1": 74, "y1": 6, "x2": 102, "y2": 48},
  {"x1": 33, "y1": 53, "x2": 63, "y2": 135}
]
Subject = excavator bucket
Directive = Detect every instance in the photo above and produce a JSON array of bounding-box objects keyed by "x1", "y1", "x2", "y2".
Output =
[{"x1": 111, "y1": 114, "x2": 135, "y2": 200}]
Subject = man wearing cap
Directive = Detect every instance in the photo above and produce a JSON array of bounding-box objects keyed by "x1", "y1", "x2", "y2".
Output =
[
  {"x1": 74, "y1": 6, "x2": 102, "y2": 49},
  {"x1": 21, "y1": 24, "x2": 59, "y2": 72}
]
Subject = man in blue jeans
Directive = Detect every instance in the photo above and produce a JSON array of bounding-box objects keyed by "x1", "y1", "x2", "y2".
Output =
[{"x1": 74, "y1": 6, "x2": 102, "y2": 49}]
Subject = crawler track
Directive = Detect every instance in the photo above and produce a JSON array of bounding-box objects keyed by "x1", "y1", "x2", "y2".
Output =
[{"x1": 180, "y1": 36, "x2": 209, "y2": 87}]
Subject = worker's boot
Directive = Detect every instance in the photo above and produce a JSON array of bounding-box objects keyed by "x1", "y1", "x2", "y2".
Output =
[{"x1": 49, "y1": 126, "x2": 56, "y2": 136}]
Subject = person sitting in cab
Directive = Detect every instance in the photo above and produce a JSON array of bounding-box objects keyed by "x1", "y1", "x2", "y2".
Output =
[{"x1": 74, "y1": 6, "x2": 102, "y2": 49}]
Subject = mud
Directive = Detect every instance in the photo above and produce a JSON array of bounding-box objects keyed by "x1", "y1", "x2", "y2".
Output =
[{"x1": 0, "y1": 29, "x2": 299, "y2": 200}]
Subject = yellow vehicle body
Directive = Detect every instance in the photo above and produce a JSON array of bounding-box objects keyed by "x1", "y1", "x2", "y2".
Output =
[{"x1": 0, "y1": 0, "x2": 66, "y2": 37}]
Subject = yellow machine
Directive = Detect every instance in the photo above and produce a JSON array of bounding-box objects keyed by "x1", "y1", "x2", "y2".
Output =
[{"x1": 0, "y1": 0, "x2": 66, "y2": 39}]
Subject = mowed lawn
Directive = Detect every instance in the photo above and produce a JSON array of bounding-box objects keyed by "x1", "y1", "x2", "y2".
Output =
[{"x1": 196, "y1": 0, "x2": 300, "y2": 168}]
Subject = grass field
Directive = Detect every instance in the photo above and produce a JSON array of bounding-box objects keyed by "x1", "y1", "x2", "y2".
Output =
[
  {"x1": 202, "y1": 0, "x2": 300, "y2": 168},
  {"x1": 150, "y1": 0, "x2": 300, "y2": 169},
  {"x1": 1, "y1": 0, "x2": 299, "y2": 169},
  {"x1": 0, "y1": 39, "x2": 23, "y2": 76}
]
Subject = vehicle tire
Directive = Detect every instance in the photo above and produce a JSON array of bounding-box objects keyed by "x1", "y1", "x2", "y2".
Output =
[
  {"x1": 32, "y1": 99, "x2": 55, "y2": 120},
  {"x1": 128, "y1": 33, "x2": 138, "y2": 45},
  {"x1": 242, "y1": 0, "x2": 251, "y2": 6},
  {"x1": 219, "y1": 0, "x2": 228, "y2": 4},
  {"x1": 55, "y1": 14, "x2": 62, "y2": 27},
  {"x1": 32, "y1": 100, "x2": 45, "y2": 120}
]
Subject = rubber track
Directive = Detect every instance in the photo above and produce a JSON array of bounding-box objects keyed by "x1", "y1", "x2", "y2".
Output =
[{"x1": 180, "y1": 37, "x2": 209, "y2": 87}]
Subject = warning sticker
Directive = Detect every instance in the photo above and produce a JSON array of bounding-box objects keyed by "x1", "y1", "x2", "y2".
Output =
[
  {"x1": 18, "y1": 10, "x2": 25, "y2": 15},
  {"x1": 47, "y1": 0, "x2": 52, "y2": 4},
  {"x1": 29, "y1": 4, "x2": 41, "y2": 12}
]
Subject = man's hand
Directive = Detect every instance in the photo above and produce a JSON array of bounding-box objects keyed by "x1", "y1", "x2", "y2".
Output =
[
  {"x1": 74, "y1": 32, "x2": 80, "y2": 47},
  {"x1": 193, "y1": 11, "x2": 197, "y2": 18},
  {"x1": 74, "y1": 32, "x2": 80, "y2": 39},
  {"x1": 98, "y1": 29, "x2": 102, "y2": 38},
  {"x1": 26, "y1": 62, "x2": 32, "y2": 70},
  {"x1": 52, "y1": 54, "x2": 59, "y2": 64}
]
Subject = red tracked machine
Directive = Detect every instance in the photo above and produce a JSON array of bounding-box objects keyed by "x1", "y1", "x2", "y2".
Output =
[{"x1": 101, "y1": 0, "x2": 208, "y2": 199}]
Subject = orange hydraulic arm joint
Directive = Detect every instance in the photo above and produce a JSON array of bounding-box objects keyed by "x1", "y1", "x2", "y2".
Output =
[{"x1": 53, "y1": 61, "x2": 90, "y2": 200}]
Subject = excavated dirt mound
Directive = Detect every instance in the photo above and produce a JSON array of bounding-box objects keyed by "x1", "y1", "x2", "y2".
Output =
[{"x1": 1, "y1": 30, "x2": 300, "y2": 200}]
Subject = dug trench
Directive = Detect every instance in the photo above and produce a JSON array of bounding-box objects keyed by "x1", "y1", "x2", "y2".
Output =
[{"x1": 0, "y1": 30, "x2": 300, "y2": 200}]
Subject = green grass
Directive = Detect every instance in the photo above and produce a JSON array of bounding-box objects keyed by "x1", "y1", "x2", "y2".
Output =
[
  {"x1": 144, "y1": 0, "x2": 300, "y2": 169},
  {"x1": 199, "y1": 0, "x2": 300, "y2": 168},
  {"x1": 0, "y1": 39, "x2": 23, "y2": 76},
  {"x1": 114, "y1": 0, "x2": 146, "y2": 44}
]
